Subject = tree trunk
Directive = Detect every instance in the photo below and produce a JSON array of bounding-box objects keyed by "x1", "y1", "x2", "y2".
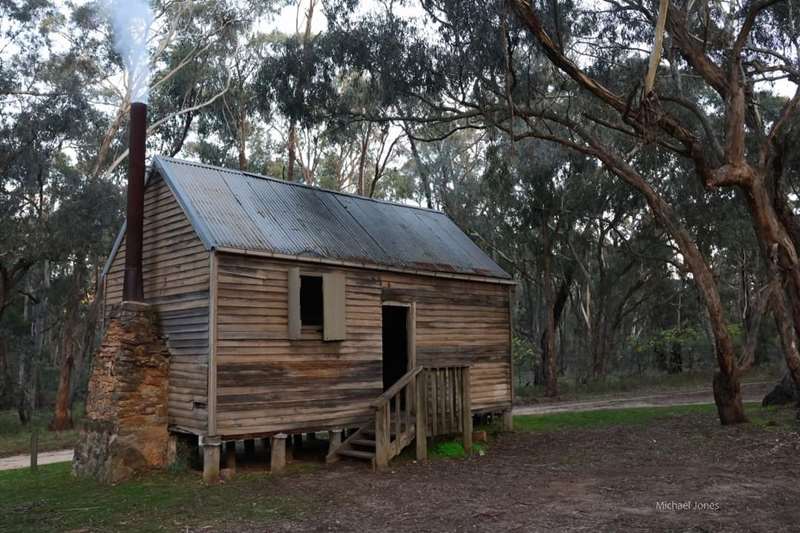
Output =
[
  {"x1": 539, "y1": 223, "x2": 570, "y2": 397},
  {"x1": 406, "y1": 130, "x2": 433, "y2": 209},
  {"x1": 541, "y1": 219, "x2": 557, "y2": 397},
  {"x1": 238, "y1": 116, "x2": 248, "y2": 171},
  {"x1": 50, "y1": 294, "x2": 80, "y2": 431},
  {"x1": 50, "y1": 346, "x2": 74, "y2": 431},
  {"x1": 770, "y1": 288, "x2": 800, "y2": 388},
  {"x1": 287, "y1": 120, "x2": 297, "y2": 181},
  {"x1": 713, "y1": 368, "x2": 746, "y2": 426},
  {"x1": 16, "y1": 352, "x2": 31, "y2": 425},
  {"x1": 92, "y1": 104, "x2": 127, "y2": 177},
  {"x1": 743, "y1": 179, "x2": 800, "y2": 389},
  {"x1": 0, "y1": 337, "x2": 9, "y2": 409},
  {"x1": 591, "y1": 316, "x2": 610, "y2": 379},
  {"x1": 356, "y1": 125, "x2": 371, "y2": 196}
]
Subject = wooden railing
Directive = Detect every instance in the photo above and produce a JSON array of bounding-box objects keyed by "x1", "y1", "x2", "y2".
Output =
[
  {"x1": 418, "y1": 366, "x2": 472, "y2": 456},
  {"x1": 371, "y1": 366, "x2": 422, "y2": 469},
  {"x1": 372, "y1": 365, "x2": 472, "y2": 469}
]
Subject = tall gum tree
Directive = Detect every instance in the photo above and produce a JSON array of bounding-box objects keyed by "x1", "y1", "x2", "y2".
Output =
[
  {"x1": 505, "y1": 0, "x2": 800, "y2": 409},
  {"x1": 320, "y1": 0, "x2": 791, "y2": 423}
]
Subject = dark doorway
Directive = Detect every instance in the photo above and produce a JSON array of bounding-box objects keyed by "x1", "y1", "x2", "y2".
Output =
[{"x1": 382, "y1": 306, "x2": 408, "y2": 391}]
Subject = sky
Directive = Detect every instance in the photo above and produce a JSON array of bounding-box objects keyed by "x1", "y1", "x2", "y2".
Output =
[{"x1": 269, "y1": 0, "x2": 328, "y2": 35}]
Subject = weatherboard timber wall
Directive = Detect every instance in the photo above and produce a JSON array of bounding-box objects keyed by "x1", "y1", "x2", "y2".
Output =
[
  {"x1": 213, "y1": 252, "x2": 512, "y2": 438},
  {"x1": 103, "y1": 173, "x2": 210, "y2": 434}
]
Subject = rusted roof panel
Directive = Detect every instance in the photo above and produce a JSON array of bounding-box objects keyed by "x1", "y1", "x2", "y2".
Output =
[{"x1": 152, "y1": 156, "x2": 510, "y2": 280}]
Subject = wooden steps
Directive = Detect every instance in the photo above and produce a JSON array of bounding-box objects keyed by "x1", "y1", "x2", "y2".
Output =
[
  {"x1": 327, "y1": 425, "x2": 377, "y2": 468},
  {"x1": 326, "y1": 415, "x2": 416, "y2": 469},
  {"x1": 326, "y1": 365, "x2": 473, "y2": 471},
  {"x1": 337, "y1": 449, "x2": 375, "y2": 461}
]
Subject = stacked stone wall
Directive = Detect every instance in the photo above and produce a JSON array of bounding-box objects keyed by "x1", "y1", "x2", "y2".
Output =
[{"x1": 73, "y1": 302, "x2": 170, "y2": 483}]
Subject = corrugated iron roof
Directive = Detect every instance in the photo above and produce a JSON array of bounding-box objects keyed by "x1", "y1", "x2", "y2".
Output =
[{"x1": 106, "y1": 156, "x2": 511, "y2": 281}]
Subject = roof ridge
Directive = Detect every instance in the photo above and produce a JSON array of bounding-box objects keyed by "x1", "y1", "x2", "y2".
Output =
[{"x1": 154, "y1": 155, "x2": 448, "y2": 216}]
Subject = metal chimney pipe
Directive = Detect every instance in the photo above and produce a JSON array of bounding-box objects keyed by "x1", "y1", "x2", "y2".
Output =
[{"x1": 122, "y1": 102, "x2": 146, "y2": 302}]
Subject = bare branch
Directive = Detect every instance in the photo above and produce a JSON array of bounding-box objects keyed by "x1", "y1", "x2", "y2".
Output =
[
  {"x1": 102, "y1": 76, "x2": 232, "y2": 178},
  {"x1": 644, "y1": 0, "x2": 670, "y2": 94}
]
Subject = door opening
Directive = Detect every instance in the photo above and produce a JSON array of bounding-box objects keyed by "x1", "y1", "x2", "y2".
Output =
[{"x1": 382, "y1": 306, "x2": 408, "y2": 391}]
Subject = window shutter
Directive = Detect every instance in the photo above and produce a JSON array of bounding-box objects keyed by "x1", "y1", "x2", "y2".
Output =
[
  {"x1": 323, "y1": 271, "x2": 346, "y2": 341},
  {"x1": 288, "y1": 267, "x2": 301, "y2": 339}
]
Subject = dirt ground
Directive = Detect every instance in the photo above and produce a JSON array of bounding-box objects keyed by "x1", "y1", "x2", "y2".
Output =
[{"x1": 222, "y1": 409, "x2": 799, "y2": 533}]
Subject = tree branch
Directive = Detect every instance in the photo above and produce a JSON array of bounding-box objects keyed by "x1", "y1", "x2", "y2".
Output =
[{"x1": 102, "y1": 76, "x2": 232, "y2": 178}]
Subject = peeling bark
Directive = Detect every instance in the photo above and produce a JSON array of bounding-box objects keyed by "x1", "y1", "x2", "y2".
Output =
[{"x1": 50, "y1": 345, "x2": 74, "y2": 431}]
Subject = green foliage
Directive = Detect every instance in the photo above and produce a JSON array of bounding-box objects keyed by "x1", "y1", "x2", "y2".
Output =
[
  {"x1": 632, "y1": 327, "x2": 704, "y2": 354},
  {"x1": 512, "y1": 335, "x2": 537, "y2": 368}
]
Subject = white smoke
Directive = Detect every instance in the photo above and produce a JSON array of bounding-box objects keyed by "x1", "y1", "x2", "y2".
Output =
[{"x1": 107, "y1": 0, "x2": 153, "y2": 103}]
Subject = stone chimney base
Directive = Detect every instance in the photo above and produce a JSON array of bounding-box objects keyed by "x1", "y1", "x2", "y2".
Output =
[{"x1": 73, "y1": 301, "x2": 170, "y2": 483}]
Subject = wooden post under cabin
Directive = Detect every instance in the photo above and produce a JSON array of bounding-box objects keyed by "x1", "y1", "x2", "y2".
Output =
[
  {"x1": 271, "y1": 433, "x2": 287, "y2": 473},
  {"x1": 167, "y1": 434, "x2": 177, "y2": 465},
  {"x1": 502, "y1": 410, "x2": 514, "y2": 431},
  {"x1": 202, "y1": 439, "x2": 221, "y2": 484},
  {"x1": 326, "y1": 430, "x2": 343, "y2": 463}
]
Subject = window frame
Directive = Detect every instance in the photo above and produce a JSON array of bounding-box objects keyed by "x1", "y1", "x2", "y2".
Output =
[{"x1": 288, "y1": 267, "x2": 346, "y2": 341}]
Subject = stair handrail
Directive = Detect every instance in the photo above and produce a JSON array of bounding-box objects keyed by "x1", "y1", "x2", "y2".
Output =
[
  {"x1": 372, "y1": 365, "x2": 423, "y2": 469},
  {"x1": 370, "y1": 366, "x2": 423, "y2": 409}
]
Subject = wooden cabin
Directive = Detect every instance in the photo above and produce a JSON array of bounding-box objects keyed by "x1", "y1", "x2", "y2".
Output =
[{"x1": 101, "y1": 156, "x2": 514, "y2": 477}]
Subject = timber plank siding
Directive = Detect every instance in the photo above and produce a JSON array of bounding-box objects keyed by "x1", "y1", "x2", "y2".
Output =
[
  {"x1": 212, "y1": 252, "x2": 512, "y2": 438},
  {"x1": 101, "y1": 158, "x2": 513, "y2": 442},
  {"x1": 103, "y1": 174, "x2": 210, "y2": 434}
]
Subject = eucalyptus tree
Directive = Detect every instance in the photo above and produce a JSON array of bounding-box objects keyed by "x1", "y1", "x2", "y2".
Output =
[
  {"x1": 0, "y1": 0, "x2": 283, "y2": 422},
  {"x1": 0, "y1": 0, "x2": 116, "y2": 417},
  {"x1": 187, "y1": 32, "x2": 274, "y2": 171},
  {"x1": 501, "y1": 0, "x2": 800, "y2": 422},
  {"x1": 318, "y1": 0, "x2": 796, "y2": 422}
]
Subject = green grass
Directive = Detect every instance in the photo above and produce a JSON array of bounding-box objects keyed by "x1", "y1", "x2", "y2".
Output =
[
  {"x1": 0, "y1": 462, "x2": 310, "y2": 532},
  {"x1": 746, "y1": 403, "x2": 798, "y2": 429},
  {"x1": 0, "y1": 407, "x2": 82, "y2": 458},
  {"x1": 429, "y1": 439, "x2": 488, "y2": 459},
  {"x1": 512, "y1": 402, "x2": 796, "y2": 432}
]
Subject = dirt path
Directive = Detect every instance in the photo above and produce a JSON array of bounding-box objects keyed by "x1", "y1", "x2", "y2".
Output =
[
  {"x1": 0, "y1": 449, "x2": 73, "y2": 471},
  {"x1": 235, "y1": 408, "x2": 799, "y2": 532},
  {"x1": 514, "y1": 381, "x2": 772, "y2": 416}
]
